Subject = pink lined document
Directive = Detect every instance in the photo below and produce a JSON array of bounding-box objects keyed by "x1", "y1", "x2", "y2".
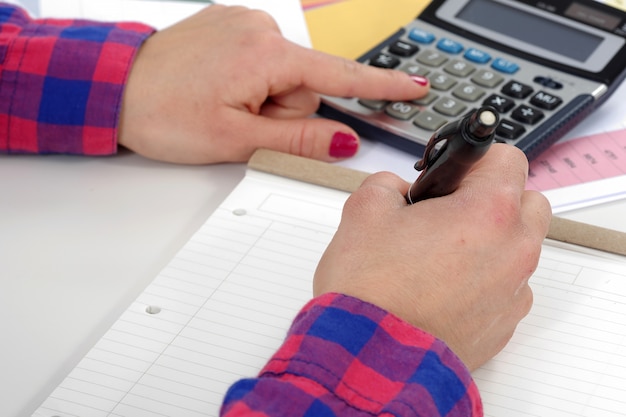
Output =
[{"x1": 527, "y1": 128, "x2": 626, "y2": 191}]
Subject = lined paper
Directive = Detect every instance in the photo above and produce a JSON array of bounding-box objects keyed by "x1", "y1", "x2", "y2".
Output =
[
  {"x1": 476, "y1": 246, "x2": 626, "y2": 417},
  {"x1": 33, "y1": 170, "x2": 626, "y2": 417}
]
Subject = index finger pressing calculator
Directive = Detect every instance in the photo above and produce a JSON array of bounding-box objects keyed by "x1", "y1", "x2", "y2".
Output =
[{"x1": 318, "y1": 0, "x2": 626, "y2": 160}]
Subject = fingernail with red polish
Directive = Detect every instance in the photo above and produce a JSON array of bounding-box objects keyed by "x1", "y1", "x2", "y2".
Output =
[
  {"x1": 409, "y1": 75, "x2": 429, "y2": 86},
  {"x1": 330, "y1": 132, "x2": 358, "y2": 158}
]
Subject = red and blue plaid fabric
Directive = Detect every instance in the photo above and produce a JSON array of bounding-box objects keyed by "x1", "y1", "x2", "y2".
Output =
[
  {"x1": 222, "y1": 293, "x2": 482, "y2": 417},
  {"x1": 1, "y1": 5, "x2": 482, "y2": 415},
  {"x1": 0, "y1": 3, "x2": 154, "y2": 155}
]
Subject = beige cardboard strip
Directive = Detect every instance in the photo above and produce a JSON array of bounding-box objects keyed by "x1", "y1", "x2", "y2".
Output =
[{"x1": 249, "y1": 149, "x2": 626, "y2": 257}]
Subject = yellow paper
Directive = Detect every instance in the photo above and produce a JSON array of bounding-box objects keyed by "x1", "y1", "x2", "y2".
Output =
[{"x1": 304, "y1": 0, "x2": 431, "y2": 58}]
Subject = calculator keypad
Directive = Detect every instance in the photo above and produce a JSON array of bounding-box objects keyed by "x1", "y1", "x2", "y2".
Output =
[
  {"x1": 320, "y1": 21, "x2": 604, "y2": 151},
  {"x1": 365, "y1": 30, "x2": 566, "y2": 143}
]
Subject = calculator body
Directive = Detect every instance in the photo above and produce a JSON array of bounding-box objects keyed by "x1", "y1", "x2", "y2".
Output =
[{"x1": 318, "y1": 0, "x2": 626, "y2": 160}]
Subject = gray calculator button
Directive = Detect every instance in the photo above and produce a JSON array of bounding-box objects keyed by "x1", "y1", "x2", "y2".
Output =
[
  {"x1": 400, "y1": 62, "x2": 430, "y2": 77},
  {"x1": 385, "y1": 101, "x2": 420, "y2": 120},
  {"x1": 471, "y1": 69, "x2": 504, "y2": 88},
  {"x1": 429, "y1": 72, "x2": 457, "y2": 91},
  {"x1": 416, "y1": 50, "x2": 448, "y2": 67},
  {"x1": 433, "y1": 97, "x2": 467, "y2": 117},
  {"x1": 443, "y1": 59, "x2": 476, "y2": 77},
  {"x1": 411, "y1": 91, "x2": 438, "y2": 106},
  {"x1": 358, "y1": 99, "x2": 388, "y2": 110},
  {"x1": 452, "y1": 83, "x2": 485, "y2": 102},
  {"x1": 413, "y1": 111, "x2": 448, "y2": 131}
]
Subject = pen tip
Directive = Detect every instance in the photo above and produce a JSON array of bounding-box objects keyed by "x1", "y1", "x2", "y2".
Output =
[
  {"x1": 479, "y1": 109, "x2": 498, "y2": 127},
  {"x1": 468, "y1": 106, "x2": 499, "y2": 140}
]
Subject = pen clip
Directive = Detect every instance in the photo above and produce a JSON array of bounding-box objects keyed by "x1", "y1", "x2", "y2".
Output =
[{"x1": 415, "y1": 133, "x2": 448, "y2": 171}]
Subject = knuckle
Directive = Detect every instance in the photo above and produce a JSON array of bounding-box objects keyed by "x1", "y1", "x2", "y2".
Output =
[
  {"x1": 335, "y1": 59, "x2": 368, "y2": 96},
  {"x1": 521, "y1": 238, "x2": 543, "y2": 270},
  {"x1": 288, "y1": 124, "x2": 314, "y2": 158},
  {"x1": 344, "y1": 175, "x2": 392, "y2": 212},
  {"x1": 536, "y1": 192, "x2": 553, "y2": 225},
  {"x1": 342, "y1": 190, "x2": 370, "y2": 220},
  {"x1": 492, "y1": 143, "x2": 529, "y2": 178},
  {"x1": 494, "y1": 141, "x2": 527, "y2": 164},
  {"x1": 247, "y1": 9, "x2": 280, "y2": 29},
  {"x1": 229, "y1": 9, "x2": 284, "y2": 53},
  {"x1": 340, "y1": 57, "x2": 362, "y2": 75},
  {"x1": 515, "y1": 284, "x2": 534, "y2": 318}
]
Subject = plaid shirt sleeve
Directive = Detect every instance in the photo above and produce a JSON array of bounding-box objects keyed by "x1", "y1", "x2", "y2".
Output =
[
  {"x1": 221, "y1": 293, "x2": 483, "y2": 417},
  {"x1": 0, "y1": 3, "x2": 154, "y2": 155}
]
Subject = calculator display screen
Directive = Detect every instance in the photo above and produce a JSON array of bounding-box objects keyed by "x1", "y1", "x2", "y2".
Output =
[
  {"x1": 434, "y1": 0, "x2": 625, "y2": 73},
  {"x1": 456, "y1": 0, "x2": 603, "y2": 62}
]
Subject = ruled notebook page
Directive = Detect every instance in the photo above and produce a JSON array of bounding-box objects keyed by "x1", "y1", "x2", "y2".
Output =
[{"x1": 33, "y1": 169, "x2": 626, "y2": 417}]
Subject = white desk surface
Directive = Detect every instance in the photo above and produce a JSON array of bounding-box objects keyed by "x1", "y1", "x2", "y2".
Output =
[
  {"x1": 1, "y1": 144, "x2": 625, "y2": 417},
  {"x1": 0, "y1": 151, "x2": 246, "y2": 417}
]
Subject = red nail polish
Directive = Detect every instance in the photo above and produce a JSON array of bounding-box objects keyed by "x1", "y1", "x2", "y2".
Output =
[
  {"x1": 409, "y1": 75, "x2": 429, "y2": 86},
  {"x1": 330, "y1": 132, "x2": 358, "y2": 158}
]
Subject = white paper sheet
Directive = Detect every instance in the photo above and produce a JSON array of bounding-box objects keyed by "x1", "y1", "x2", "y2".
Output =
[{"x1": 33, "y1": 168, "x2": 626, "y2": 417}]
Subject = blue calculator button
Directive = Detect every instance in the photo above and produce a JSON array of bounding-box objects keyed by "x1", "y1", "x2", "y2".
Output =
[
  {"x1": 408, "y1": 28, "x2": 435, "y2": 44},
  {"x1": 492, "y1": 58, "x2": 519, "y2": 74},
  {"x1": 464, "y1": 48, "x2": 491, "y2": 64},
  {"x1": 437, "y1": 38, "x2": 464, "y2": 54}
]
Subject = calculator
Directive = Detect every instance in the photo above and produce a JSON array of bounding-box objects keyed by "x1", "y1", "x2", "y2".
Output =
[{"x1": 318, "y1": 0, "x2": 626, "y2": 160}]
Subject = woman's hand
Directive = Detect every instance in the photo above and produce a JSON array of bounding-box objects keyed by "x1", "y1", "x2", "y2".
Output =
[
  {"x1": 119, "y1": 5, "x2": 429, "y2": 164},
  {"x1": 314, "y1": 144, "x2": 552, "y2": 370}
]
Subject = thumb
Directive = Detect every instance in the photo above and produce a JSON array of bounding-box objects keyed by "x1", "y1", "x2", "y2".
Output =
[{"x1": 251, "y1": 116, "x2": 361, "y2": 162}]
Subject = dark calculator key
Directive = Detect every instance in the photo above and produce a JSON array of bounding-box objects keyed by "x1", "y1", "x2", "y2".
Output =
[
  {"x1": 530, "y1": 91, "x2": 563, "y2": 110},
  {"x1": 511, "y1": 105, "x2": 544, "y2": 125},
  {"x1": 369, "y1": 53, "x2": 400, "y2": 69},
  {"x1": 501, "y1": 80, "x2": 533, "y2": 98},
  {"x1": 534, "y1": 76, "x2": 563, "y2": 89},
  {"x1": 496, "y1": 119, "x2": 526, "y2": 139},
  {"x1": 389, "y1": 40, "x2": 419, "y2": 57},
  {"x1": 483, "y1": 94, "x2": 515, "y2": 113}
]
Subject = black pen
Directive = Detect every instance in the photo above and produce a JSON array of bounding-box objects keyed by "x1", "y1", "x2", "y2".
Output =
[{"x1": 406, "y1": 106, "x2": 499, "y2": 204}]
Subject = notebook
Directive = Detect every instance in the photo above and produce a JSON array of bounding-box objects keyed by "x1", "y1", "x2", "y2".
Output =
[{"x1": 33, "y1": 150, "x2": 626, "y2": 417}]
